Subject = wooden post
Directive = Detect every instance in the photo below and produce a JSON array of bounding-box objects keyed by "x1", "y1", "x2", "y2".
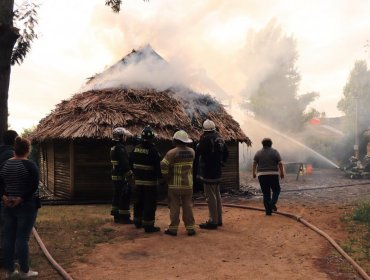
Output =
[
  {"x1": 296, "y1": 163, "x2": 303, "y2": 181},
  {"x1": 69, "y1": 140, "x2": 75, "y2": 198}
]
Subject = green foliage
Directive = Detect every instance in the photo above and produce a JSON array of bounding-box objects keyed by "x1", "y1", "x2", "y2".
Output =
[
  {"x1": 337, "y1": 60, "x2": 370, "y2": 134},
  {"x1": 105, "y1": 0, "x2": 122, "y2": 13},
  {"x1": 21, "y1": 125, "x2": 36, "y2": 138},
  {"x1": 341, "y1": 198, "x2": 370, "y2": 269},
  {"x1": 246, "y1": 22, "x2": 318, "y2": 132},
  {"x1": 105, "y1": 0, "x2": 149, "y2": 13},
  {"x1": 11, "y1": 1, "x2": 39, "y2": 65},
  {"x1": 353, "y1": 199, "x2": 370, "y2": 226}
]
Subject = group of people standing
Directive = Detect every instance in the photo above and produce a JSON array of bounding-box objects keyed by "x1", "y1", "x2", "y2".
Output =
[
  {"x1": 0, "y1": 121, "x2": 284, "y2": 279},
  {"x1": 110, "y1": 119, "x2": 230, "y2": 236}
]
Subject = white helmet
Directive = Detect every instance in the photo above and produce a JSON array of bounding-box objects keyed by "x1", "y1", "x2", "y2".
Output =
[
  {"x1": 203, "y1": 119, "x2": 216, "y2": 131},
  {"x1": 173, "y1": 130, "x2": 192, "y2": 143},
  {"x1": 112, "y1": 127, "x2": 132, "y2": 141}
]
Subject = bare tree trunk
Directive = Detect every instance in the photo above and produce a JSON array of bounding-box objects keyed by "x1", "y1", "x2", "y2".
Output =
[{"x1": 0, "y1": 0, "x2": 19, "y2": 144}]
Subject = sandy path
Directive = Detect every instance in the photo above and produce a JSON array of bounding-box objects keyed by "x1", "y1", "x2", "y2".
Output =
[{"x1": 69, "y1": 204, "x2": 344, "y2": 280}]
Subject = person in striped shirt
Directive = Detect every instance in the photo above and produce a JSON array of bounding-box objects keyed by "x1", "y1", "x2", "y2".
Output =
[
  {"x1": 161, "y1": 130, "x2": 196, "y2": 236},
  {"x1": 0, "y1": 137, "x2": 40, "y2": 279}
]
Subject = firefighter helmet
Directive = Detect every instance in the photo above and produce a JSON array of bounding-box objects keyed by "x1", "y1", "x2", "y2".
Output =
[
  {"x1": 203, "y1": 119, "x2": 216, "y2": 131},
  {"x1": 173, "y1": 130, "x2": 192, "y2": 143},
  {"x1": 141, "y1": 126, "x2": 155, "y2": 140},
  {"x1": 112, "y1": 127, "x2": 132, "y2": 141}
]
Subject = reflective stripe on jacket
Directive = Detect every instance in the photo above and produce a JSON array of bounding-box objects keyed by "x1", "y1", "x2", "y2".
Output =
[
  {"x1": 110, "y1": 142, "x2": 131, "y2": 181},
  {"x1": 161, "y1": 146, "x2": 195, "y2": 189},
  {"x1": 130, "y1": 142, "x2": 162, "y2": 186}
]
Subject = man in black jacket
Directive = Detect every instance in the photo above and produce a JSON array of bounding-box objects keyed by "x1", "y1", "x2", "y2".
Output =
[
  {"x1": 197, "y1": 120, "x2": 228, "y2": 230},
  {"x1": 0, "y1": 130, "x2": 18, "y2": 165},
  {"x1": 110, "y1": 127, "x2": 134, "y2": 224}
]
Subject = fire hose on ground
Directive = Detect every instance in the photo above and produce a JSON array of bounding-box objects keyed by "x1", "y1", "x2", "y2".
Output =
[{"x1": 32, "y1": 202, "x2": 370, "y2": 280}]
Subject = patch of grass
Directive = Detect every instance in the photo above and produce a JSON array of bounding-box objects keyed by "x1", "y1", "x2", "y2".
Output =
[
  {"x1": 341, "y1": 197, "x2": 370, "y2": 274},
  {"x1": 29, "y1": 204, "x2": 119, "y2": 278},
  {"x1": 352, "y1": 200, "x2": 370, "y2": 226}
]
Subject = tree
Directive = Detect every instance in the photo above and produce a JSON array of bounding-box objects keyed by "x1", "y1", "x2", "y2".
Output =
[
  {"x1": 0, "y1": 0, "x2": 38, "y2": 144},
  {"x1": 240, "y1": 20, "x2": 318, "y2": 131},
  {"x1": 0, "y1": 0, "x2": 147, "y2": 144},
  {"x1": 337, "y1": 60, "x2": 370, "y2": 157}
]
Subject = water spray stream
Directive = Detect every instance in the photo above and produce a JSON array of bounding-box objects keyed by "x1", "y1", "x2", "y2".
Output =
[{"x1": 243, "y1": 115, "x2": 340, "y2": 169}]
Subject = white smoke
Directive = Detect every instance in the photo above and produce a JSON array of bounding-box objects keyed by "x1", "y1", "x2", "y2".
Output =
[
  {"x1": 80, "y1": 45, "x2": 187, "y2": 92},
  {"x1": 238, "y1": 19, "x2": 297, "y2": 98}
]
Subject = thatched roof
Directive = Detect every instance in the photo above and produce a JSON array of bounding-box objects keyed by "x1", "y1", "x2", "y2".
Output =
[{"x1": 31, "y1": 87, "x2": 251, "y2": 145}]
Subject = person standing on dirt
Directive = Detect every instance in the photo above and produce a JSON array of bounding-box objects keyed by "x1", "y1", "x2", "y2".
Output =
[
  {"x1": 0, "y1": 130, "x2": 18, "y2": 267},
  {"x1": 0, "y1": 136, "x2": 40, "y2": 279},
  {"x1": 130, "y1": 126, "x2": 162, "y2": 233},
  {"x1": 197, "y1": 119, "x2": 228, "y2": 230},
  {"x1": 252, "y1": 138, "x2": 284, "y2": 215},
  {"x1": 110, "y1": 127, "x2": 134, "y2": 224},
  {"x1": 161, "y1": 130, "x2": 196, "y2": 236}
]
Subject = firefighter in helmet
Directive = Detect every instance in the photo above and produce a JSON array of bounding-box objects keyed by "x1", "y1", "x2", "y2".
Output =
[
  {"x1": 110, "y1": 127, "x2": 134, "y2": 224},
  {"x1": 130, "y1": 126, "x2": 162, "y2": 233},
  {"x1": 161, "y1": 130, "x2": 196, "y2": 236}
]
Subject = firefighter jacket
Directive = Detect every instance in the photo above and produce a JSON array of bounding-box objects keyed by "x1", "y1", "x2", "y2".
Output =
[
  {"x1": 196, "y1": 131, "x2": 228, "y2": 182},
  {"x1": 161, "y1": 145, "x2": 195, "y2": 189},
  {"x1": 110, "y1": 141, "x2": 132, "y2": 181},
  {"x1": 130, "y1": 142, "x2": 162, "y2": 186}
]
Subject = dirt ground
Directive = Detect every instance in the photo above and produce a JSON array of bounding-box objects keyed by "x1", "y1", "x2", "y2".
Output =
[{"x1": 67, "y1": 168, "x2": 370, "y2": 280}]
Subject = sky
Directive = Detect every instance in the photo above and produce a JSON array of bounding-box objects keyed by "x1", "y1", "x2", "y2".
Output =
[{"x1": 8, "y1": 0, "x2": 370, "y2": 133}]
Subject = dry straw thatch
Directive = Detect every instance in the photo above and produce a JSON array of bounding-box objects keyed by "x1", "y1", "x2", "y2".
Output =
[{"x1": 31, "y1": 87, "x2": 251, "y2": 145}]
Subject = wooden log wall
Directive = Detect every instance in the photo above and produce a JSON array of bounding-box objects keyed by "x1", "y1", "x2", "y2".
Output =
[
  {"x1": 73, "y1": 140, "x2": 112, "y2": 200},
  {"x1": 54, "y1": 141, "x2": 71, "y2": 198},
  {"x1": 47, "y1": 142, "x2": 55, "y2": 193},
  {"x1": 220, "y1": 142, "x2": 239, "y2": 191},
  {"x1": 38, "y1": 139, "x2": 240, "y2": 200},
  {"x1": 39, "y1": 142, "x2": 55, "y2": 193}
]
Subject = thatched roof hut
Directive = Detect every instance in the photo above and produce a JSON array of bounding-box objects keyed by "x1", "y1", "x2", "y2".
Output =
[
  {"x1": 31, "y1": 46, "x2": 251, "y2": 200},
  {"x1": 31, "y1": 87, "x2": 250, "y2": 144}
]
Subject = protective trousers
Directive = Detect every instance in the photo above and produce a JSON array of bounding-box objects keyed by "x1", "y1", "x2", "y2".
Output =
[
  {"x1": 133, "y1": 185, "x2": 157, "y2": 228},
  {"x1": 167, "y1": 188, "x2": 195, "y2": 233},
  {"x1": 111, "y1": 180, "x2": 131, "y2": 221},
  {"x1": 203, "y1": 183, "x2": 222, "y2": 225}
]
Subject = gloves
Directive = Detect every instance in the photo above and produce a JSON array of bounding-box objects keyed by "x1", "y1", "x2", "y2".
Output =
[{"x1": 124, "y1": 170, "x2": 135, "y2": 186}]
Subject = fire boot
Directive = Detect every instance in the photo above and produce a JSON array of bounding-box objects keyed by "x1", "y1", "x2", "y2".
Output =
[
  {"x1": 199, "y1": 221, "x2": 218, "y2": 230},
  {"x1": 144, "y1": 226, "x2": 160, "y2": 233},
  {"x1": 117, "y1": 214, "x2": 133, "y2": 224},
  {"x1": 111, "y1": 209, "x2": 119, "y2": 223},
  {"x1": 133, "y1": 218, "x2": 142, "y2": 228}
]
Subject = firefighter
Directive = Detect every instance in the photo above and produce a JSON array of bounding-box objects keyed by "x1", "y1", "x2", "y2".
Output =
[
  {"x1": 130, "y1": 126, "x2": 162, "y2": 233},
  {"x1": 161, "y1": 130, "x2": 196, "y2": 236},
  {"x1": 110, "y1": 127, "x2": 134, "y2": 224}
]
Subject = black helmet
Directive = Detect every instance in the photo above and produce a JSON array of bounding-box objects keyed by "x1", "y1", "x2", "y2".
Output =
[{"x1": 141, "y1": 126, "x2": 155, "y2": 140}]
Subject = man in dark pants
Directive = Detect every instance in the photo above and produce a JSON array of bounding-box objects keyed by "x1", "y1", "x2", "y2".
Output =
[
  {"x1": 110, "y1": 127, "x2": 134, "y2": 224},
  {"x1": 0, "y1": 130, "x2": 18, "y2": 267},
  {"x1": 130, "y1": 126, "x2": 162, "y2": 233},
  {"x1": 253, "y1": 138, "x2": 284, "y2": 215},
  {"x1": 197, "y1": 119, "x2": 228, "y2": 230}
]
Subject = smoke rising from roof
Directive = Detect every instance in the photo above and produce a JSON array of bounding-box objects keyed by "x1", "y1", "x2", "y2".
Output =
[{"x1": 81, "y1": 45, "x2": 185, "y2": 92}]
